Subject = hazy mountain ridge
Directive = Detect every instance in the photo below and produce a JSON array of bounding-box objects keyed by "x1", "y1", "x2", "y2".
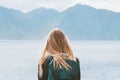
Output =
[{"x1": 0, "y1": 4, "x2": 120, "y2": 40}]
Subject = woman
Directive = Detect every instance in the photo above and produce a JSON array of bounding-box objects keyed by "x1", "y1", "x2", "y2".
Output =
[{"x1": 38, "y1": 28, "x2": 81, "y2": 80}]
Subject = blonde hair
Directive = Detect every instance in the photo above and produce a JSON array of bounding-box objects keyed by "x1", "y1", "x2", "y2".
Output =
[{"x1": 38, "y1": 28, "x2": 76, "y2": 77}]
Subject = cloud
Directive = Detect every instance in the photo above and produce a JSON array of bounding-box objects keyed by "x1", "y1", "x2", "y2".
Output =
[
  {"x1": 75, "y1": 0, "x2": 120, "y2": 12},
  {"x1": 0, "y1": 0, "x2": 120, "y2": 13}
]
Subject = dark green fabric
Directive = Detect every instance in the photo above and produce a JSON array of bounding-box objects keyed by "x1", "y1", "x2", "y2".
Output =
[
  {"x1": 38, "y1": 56, "x2": 81, "y2": 80},
  {"x1": 38, "y1": 56, "x2": 52, "y2": 80},
  {"x1": 48, "y1": 56, "x2": 80, "y2": 80}
]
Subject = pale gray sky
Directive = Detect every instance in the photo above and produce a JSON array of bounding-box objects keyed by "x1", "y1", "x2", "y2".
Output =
[{"x1": 0, "y1": 0, "x2": 120, "y2": 13}]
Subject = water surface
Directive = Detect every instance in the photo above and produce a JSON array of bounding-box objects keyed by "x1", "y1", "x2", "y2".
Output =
[{"x1": 0, "y1": 40, "x2": 120, "y2": 80}]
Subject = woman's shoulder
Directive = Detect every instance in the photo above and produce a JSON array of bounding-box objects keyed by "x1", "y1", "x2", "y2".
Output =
[
  {"x1": 44, "y1": 56, "x2": 53, "y2": 64},
  {"x1": 65, "y1": 57, "x2": 80, "y2": 67},
  {"x1": 75, "y1": 57, "x2": 80, "y2": 63},
  {"x1": 66, "y1": 56, "x2": 80, "y2": 63}
]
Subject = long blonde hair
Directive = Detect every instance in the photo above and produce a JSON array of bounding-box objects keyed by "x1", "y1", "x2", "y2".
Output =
[{"x1": 38, "y1": 28, "x2": 76, "y2": 77}]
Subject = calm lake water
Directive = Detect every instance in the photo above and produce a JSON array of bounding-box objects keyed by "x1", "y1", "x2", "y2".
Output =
[{"x1": 0, "y1": 40, "x2": 120, "y2": 80}]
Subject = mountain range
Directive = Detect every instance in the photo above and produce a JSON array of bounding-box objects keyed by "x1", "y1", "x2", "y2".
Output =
[{"x1": 0, "y1": 4, "x2": 120, "y2": 40}]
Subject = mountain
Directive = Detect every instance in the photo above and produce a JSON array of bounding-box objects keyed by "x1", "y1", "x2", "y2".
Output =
[
  {"x1": 59, "y1": 4, "x2": 120, "y2": 40},
  {"x1": 0, "y1": 4, "x2": 120, "y2": 40},
  {"x1": 0, "y1": 7, "x2": 58, "y2": 39}
]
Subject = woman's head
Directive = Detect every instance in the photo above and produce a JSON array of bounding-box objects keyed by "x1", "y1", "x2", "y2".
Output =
[
  {"x1": 39, "y1": 28, "x2": 75, "y2": 77},
  {"x1": 46, "y1": 28, "x2": 73, "y2": 56}
]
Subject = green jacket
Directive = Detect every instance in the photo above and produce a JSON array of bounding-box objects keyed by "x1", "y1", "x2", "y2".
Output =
[{"x1": 38, "y1": 56, "x2": 81, "y2": 80}]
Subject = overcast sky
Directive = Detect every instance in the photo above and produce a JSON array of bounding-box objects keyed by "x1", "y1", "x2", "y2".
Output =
[{"x1": 0, "y1": 0, "x2": 120, "y2": 13}]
